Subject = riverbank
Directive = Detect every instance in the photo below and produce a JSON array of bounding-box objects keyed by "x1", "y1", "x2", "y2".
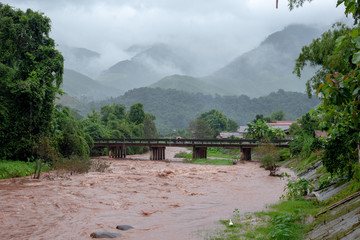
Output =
[
  {"x1": 211, "y1": 153, "x2": 360, "y2": 239},
  {"x1": 0, "y1": 148, "x2": 292, "y2": 240}
]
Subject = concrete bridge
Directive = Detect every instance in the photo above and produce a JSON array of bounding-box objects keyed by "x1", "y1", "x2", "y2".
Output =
[{"x1": 93, "y1": 138, "x2": 290, "y2": 161}]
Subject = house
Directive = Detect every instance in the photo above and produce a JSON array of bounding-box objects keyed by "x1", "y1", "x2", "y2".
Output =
[
  {"x1": 218, "y1": 132, "x2": 243, "y2": 139},
  {"x1": 266, "y1": 121, "x2": 297, "y2": 132}
]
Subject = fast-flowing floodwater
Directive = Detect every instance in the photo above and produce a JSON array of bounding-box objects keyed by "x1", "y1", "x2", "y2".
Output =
[{"x1": 0, "y1": 148, "x2": 291, "y2": 240}]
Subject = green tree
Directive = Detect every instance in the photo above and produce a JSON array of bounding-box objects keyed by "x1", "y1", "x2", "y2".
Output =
[
  {"x1": 246, "y1": 119, "x2": 273, "y2": 139},
  {"x1": 290, "y1": 0, "x2": 360, "y2": 174},
  {"x1": 189, "y1": 119, "x2": 215, "y2": 139},
  {"x1": 253, "y1": 114, "x2": 272, "y2": 123},
  {"x1": 294, "y1": 23, "x2": 353, "y2": 97},
  {"x1": 246, "y1": 119, "x2": 285, "y2": 140},
  {"x1": 198, "y1": 109, "x2": 229, "y2": 137},
  {"x1": 128, "y1": 102, "x2": 145, "y2": 125},
  {"x1": 0, "y1": 4, "x2": 63, "y2": 160},
  {"x1": 227, "y1": 119, "x2": 239, "y2": 132},
  {"x1": 288, "y1": 0, "x2": 313, "y2": 10},
  {"x1": 298, "y1": 112, "x2": 319, "y2": 137},
  {"x1": 271, "y1": 110, "x2": 286, "y2": 121},
  {"x1": 54, "y1": 106, "x2": 91, "y2": 158},
  {"x1": 143, "y1": 113, "x2": 158, "y2": 138}
]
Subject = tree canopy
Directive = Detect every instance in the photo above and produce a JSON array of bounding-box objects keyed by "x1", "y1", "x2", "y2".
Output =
[
  {"x1": 290, "y1": 0, "x2": 360, "y2": 175},
  {"x1": 0, "y1": 4, "x2": 64, "y2": 160}
]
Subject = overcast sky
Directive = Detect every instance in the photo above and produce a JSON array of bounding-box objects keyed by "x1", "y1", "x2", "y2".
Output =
[{"x1": 3, "y1": 0, "x2": 350, "y2": 74}]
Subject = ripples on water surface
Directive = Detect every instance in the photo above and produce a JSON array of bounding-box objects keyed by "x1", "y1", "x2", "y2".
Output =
[{"x1": 0, "y1": 147, "x2": 291, "y2": 240}]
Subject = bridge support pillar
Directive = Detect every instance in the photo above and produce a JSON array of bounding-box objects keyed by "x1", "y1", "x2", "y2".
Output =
[
  {"x1": 121, "y1": 145, "x2": 126, "y2": 158},
  {"x1": 108, "y1": 146, "x2": 126, "y2": 159},
  {"x1": 240, "y1": 147, "x2": 252, "y2": 161},
  {"x1": 193, "y1": 146, "x2": 207, "y2": 159},
  {"x1": 150, "y1": 147, "x2": 166, "y2": 160}
]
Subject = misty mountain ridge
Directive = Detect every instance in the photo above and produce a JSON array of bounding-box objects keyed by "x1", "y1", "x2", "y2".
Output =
[
  {"x1": 205, "y1": 24, "x2": 321, "y2": 97},
  {"x1": 57, "y1": 45, "x2": 101, "y2": 79},
  {"x1": 61, "y1": 69, "x2": 123, "y2": 101},
  {"x1": 60, "y1": 24, "x2": 322, "y2": 100},
  {"x1": 97, "y1": 43, "x2": 196, "y2": 91}
]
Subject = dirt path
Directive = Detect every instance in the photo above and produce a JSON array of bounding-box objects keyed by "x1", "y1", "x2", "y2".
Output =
[{"x1": 0, "y1": 147, "x2": 291, "y2": 240}]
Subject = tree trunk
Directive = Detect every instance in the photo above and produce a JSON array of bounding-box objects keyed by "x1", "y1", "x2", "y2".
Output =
[{"x1": 358, "y1": 142, "x2": 360, "y2": 165}]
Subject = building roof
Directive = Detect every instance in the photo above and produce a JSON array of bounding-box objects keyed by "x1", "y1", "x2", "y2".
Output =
[
  {"x1": 266, "y1": 121, "x2": 298, "y2": 131},
  {"x1": 219, "y1": 132, "x2": 242, "y2": 139},
  {"x1": 237, "y1": 126, "x2": 248, "y2": 133}
]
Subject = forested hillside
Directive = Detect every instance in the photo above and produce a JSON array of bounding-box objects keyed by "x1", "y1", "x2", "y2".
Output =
[
  {"x1": 205, "y1": 24, "x2": 321, "y2": 97},
  {"x1": 149, "y1": 74, "x2": 230, "y2": 96},
  {"x1": 74, "y1": 87, "x2": 319, "y2": 134}
]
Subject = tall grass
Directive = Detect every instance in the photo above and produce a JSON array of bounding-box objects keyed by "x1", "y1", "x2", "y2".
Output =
[
  {"x1": 0, "y1": 159, "x2": 50, "y2": 179},
  {"x1": 188, "y1": 158, "x2": 234, "y2": 166}
]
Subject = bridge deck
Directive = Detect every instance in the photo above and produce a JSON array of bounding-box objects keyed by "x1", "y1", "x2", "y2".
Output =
[{"x1": 93, "y1": 138, "x2": 290, "y2": 148}]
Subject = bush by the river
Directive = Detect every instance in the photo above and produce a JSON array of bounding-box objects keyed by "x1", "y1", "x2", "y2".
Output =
[{"x1": 0, "y1": 159, "x2": 50, "y2": 179}]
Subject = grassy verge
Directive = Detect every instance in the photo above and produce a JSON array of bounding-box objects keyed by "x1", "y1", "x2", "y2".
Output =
[
  {"x1": 188, "y1": 158, "x2": 234, "y2": 166},
  {"x1": 0, "y1": 159, "x2": 50, "y2": 179},
  {"x1": 174, "y1": 147, "x2": 240, "y2": 160},
  {"x1": 174, "y1": 148, "x2": 237, "y2": 165},
  {"x1": 208, "y1": 147, "x2": 240, "y2": 159},
  {"x1": 213, "y1": 199, "x2": 322, "y2": 240}
]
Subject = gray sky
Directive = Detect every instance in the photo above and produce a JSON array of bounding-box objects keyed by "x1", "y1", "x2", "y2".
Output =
[{"x1": 3, "y1": 0, "x2": 349, "y2": 75}]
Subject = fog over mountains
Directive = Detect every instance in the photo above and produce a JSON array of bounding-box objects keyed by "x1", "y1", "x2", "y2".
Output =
[{"x1": 60, "y1": 24, "x2": 322, "y2": 100}]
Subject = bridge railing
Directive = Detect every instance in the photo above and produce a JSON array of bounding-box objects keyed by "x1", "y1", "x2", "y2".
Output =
[{"x1": 93, "y1": 138, "x2": 291, "y2": 147}]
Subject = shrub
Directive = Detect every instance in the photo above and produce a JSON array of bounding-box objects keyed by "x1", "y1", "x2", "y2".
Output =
[
  {"x1": 256, "y1": 142, "x2": 281, "y2": 176},
  {"x1": 281, "y1": 175, "x2": 314, "y2": 200},
  {"x1": 269, "y1": 209, "x2": 305, "y2": 240},
  {"x1": 261, "y1": 153, "x2": 279, "y2": 176},
  {"x1": 174, "y1": 151, "x2": 191, "y2": 159}
]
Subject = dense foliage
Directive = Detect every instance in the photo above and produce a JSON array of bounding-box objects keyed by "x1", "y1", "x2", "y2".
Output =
[
  {"x1": 291, "y1": 0, "x2": 360, "y2": 176},
  {"x1": 187, "y1": 109, "x2": 238, "y2": 138},
  {"x1": 0, "y1": 4, "x2": 64, "y2": 160},
  {"x1": 0, "y1": 4, "x2": 158, "y2": 171},
  {"x1": 294, "y1": 23, "x2": 354, "y2": 97},
  {"x1": 72, "y1": 88, "x2": 319, "y2": 135},
  {"x1": 288, "y1": 113, "x2": 322, "y2": 157},
  {"x1": 246, "y1": 119, "x2": 286, "y2": 140},
  {"x1": 82, "y1": 103, "x2": 158, "y2": 154}
]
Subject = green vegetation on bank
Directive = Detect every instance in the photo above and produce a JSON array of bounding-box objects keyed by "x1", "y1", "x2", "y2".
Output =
[
  {"x1": 0, "y1": 159, "x2": 50, "y2": 179},
  {"x1": 188, "y1": 158, "x2": 234, "y2": 166},
  {"x1": 174, "y1": 147, "x2": 240, "y2": 165},
  {"x1": 0, "y1": 4, "x2": 158, "y2": 178},
  {"x1": 211, "y1": 0, "x2": 360, "y2": 235},
  {"x1": 214, "y1": 199, "x2": 321, "y2": 240}
]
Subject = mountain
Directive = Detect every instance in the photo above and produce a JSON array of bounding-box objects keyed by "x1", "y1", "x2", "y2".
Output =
[
  {"x1": 97, "y1": 43, "x2": 195, "y2": 91},
  {"x1": 57, "y1": 45, "x2": 101, "y2": 78},
  {"x1": 61, "y1": 69, "x2": 123, "y2": 101},
  {"x1": 149, "y1": 74, "x2": 231, "y2": 96},
  {"x1": 205, "y1": 24, "x2": 321, "y2": 97}
]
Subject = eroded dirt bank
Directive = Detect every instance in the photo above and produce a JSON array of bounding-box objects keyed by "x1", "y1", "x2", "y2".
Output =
[{"x1": 0, "y1": 148, "x2": 291, "y2": 240}]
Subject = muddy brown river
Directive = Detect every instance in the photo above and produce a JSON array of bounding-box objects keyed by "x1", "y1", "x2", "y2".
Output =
[{"x1": 0, "y1": 148, "x2": 291, "y2": 240}]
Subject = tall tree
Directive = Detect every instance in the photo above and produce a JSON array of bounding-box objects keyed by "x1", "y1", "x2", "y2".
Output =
[
  {"x1": 128, "y1": 102, "x2": 145, "y2": 125},
  {"x1": 293, "y1": 23, "x2": 353, "y2": 97},
  {"x1": 198, "y1": 109, "x2": 229, "y2": 137},
  {"x1": 289, "y1": 0, "x2": 360, "y2": 174},
  {"x1": 0, "y1": 4, "x2": 63, "y2": 160},
  {"x1": 188, "y1": 119, "x2": 215, "y2": 139}
]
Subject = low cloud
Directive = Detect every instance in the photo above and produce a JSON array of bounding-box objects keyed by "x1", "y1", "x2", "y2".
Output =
[{"x1": 5, "y1": 0, "x2": 349, "y2": 76}]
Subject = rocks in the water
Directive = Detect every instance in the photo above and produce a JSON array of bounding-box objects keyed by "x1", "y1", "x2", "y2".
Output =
[
  {"x1": 90, "y1": 231, "x2": 122, "y2": 238},
  {"x1": 116, "y1": 225, "x2": 134, "y2": 231}
]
